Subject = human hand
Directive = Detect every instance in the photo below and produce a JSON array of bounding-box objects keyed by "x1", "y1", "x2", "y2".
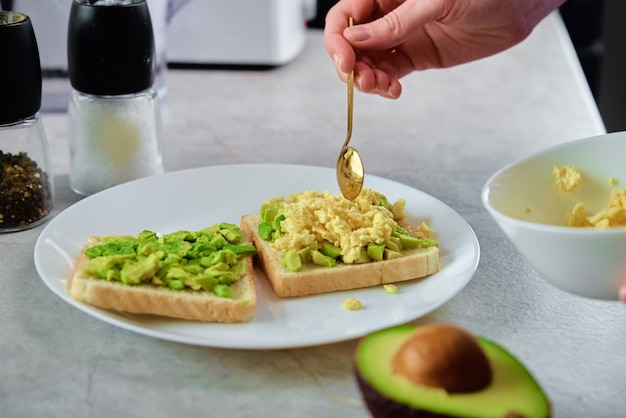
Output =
[{"x1": 324, "y1": 0, "x2": 566, "y2": 99}]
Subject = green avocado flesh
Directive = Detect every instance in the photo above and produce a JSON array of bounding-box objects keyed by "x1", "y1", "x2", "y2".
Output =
[
  {"x1": 81, "y1": 223, "x2": 257, "y2": 298},
  {"x1": 355, "y1": 325, "x2": 550, "y2": 418}
]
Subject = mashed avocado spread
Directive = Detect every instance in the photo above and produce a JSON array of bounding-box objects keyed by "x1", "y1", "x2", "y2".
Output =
[{"x1": 82, "y1": 223, "x2": 257, "y2": 298}]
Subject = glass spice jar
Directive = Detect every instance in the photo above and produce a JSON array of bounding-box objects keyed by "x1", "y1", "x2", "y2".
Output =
[{"x1": 0, "y1": 11, "x2": 54, "y2": 233}]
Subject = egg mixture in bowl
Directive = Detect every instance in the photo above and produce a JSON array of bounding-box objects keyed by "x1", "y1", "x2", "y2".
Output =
[{"x1": 482, "y1": 131, "x2": 626, "y2": 300}]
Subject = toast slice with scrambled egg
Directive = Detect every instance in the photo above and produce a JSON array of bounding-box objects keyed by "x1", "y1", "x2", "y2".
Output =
[
  {"x1": 239, "y1": 188, "x2": 440, "y2": 298},
  {"x1": 67, "y1": 224, "x2": 257, "y2": 322}
]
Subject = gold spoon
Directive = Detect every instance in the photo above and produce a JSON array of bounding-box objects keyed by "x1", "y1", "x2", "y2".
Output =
[{"x1": 336, "y1": 17, "x2": 364, "y2": 201}]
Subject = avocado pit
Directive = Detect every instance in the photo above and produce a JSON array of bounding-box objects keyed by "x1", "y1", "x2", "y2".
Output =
[{"x1": 392, "y1": 323, "x2": 492, "y2": 393}]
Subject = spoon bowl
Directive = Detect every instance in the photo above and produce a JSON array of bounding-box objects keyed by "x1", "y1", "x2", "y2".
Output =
[{"x1": 337, "y1": 145, "x2": 364, "y2": 200}]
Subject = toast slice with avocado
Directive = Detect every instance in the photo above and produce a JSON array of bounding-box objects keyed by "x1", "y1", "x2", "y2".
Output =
[
  {"x1": 67, "y1": 223, "x2": 257, "y2": 323},
  {"x1": 239, "y1": 188, "x2": 440, "y2": 298}
]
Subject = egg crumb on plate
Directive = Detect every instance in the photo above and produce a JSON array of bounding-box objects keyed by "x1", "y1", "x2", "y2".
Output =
[
  {"x1": 383, "y1": 284, "x2": 398, "y2": 294},
  {"x1": 343, "y1": 297, "x2": 362, "y2": 311}
]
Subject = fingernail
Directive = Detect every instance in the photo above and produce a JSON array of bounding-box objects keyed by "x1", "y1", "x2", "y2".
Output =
[
  {"x1": 346, "y1": 26, "x2": 372, "y2": 42},
  {"x1": 333, "y1": 53, "x2": 343, "y2": 73},
  {"x1": 387, "y1": 84, "x2": 400, "y2": 100}
]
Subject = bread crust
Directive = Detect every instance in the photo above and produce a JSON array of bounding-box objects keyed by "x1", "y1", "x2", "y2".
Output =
[
  {"x1": 240, "y1": 215, "x2": 439, "y2": 298},
  {"x1": 67, "y1": 235, "x2": 256, "y2": 323}
]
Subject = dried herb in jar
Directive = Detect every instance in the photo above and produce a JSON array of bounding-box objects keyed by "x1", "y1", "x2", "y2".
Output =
[{"x1": 0, "y1": 151, "x2": 53, "y2": 229}]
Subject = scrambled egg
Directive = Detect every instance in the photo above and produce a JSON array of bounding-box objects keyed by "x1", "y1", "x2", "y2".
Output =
[
  {"x1": 383, "y1": 284, "x2": 398, "y2": 294},
  {"x1": 342, "y1": 297, "x2": 362, "y2": 311},
  {"x1": 553, "y1": 165, "x2": 581, "y2": 192},
  {"x1": 266, "y1": 187, "x2": 432, "y2": 264},
  {"x1": 554, "y1": 165, "x2": 626, "y2": 228},
  {"x1": 565, "y1": 190, "x2": 626, "y2": 228}
]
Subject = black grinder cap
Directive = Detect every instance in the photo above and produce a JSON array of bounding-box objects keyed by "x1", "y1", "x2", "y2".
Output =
[
  {"x1": 67, "y1": 0, "x2": 155, "y2": 96},
  {"x1": 0, "y1": 11, "x2": 42, "y2": 125}
]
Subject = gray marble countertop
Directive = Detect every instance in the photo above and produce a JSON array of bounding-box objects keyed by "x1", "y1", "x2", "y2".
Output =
[{"x1": 2, "y1": 13, "x2": 625, "y2": 418}]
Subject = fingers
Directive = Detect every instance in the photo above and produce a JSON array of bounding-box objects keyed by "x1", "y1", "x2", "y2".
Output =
[
  {"x1": 324, "y1": 27, "x2": 355, "y2": 79},
  {"x1": 354, "y1": 61, "x2": 402, "y2": 99},
  {"x1": 324, "y1": 0, "x2": 377, "y2": 76},
  {"x1": 324, "y1": 0, "x2": 409, "y2": 98},
  {"x1": 344, "y1": 0, "x2": 446, "y2": 50}
]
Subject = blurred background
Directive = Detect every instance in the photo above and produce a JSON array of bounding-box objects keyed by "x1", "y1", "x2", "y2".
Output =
[{"x1": 1, "y1": 0, "x2": 624, "y2": 132}]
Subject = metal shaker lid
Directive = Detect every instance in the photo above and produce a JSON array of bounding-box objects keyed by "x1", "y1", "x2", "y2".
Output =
[
  {"x1": 67, "y1": 0, "x2": 155, "y2": 95},
  {"x1": 0, "y1": 11, "x2": 42, "y2": 125}
]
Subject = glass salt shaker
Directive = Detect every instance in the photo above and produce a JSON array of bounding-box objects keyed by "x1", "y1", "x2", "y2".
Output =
[
  {"x1": 0, "y1": 11, "x2": 54, "y2": 233},
  {"x1": 67, "y1": 0, "x2": 164, "y2": 196}
]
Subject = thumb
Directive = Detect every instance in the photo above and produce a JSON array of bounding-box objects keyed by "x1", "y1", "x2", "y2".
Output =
[{"x1": 344, "y1": 0, "x2": 444, "y2": 50}]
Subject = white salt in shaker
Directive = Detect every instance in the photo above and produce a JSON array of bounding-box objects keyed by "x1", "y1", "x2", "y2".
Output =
[{"x1": 67, "y1": 0, "x2": 164, "y2": 196}]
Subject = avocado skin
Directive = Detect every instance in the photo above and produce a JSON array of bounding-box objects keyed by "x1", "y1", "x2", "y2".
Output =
[
  {"x1": 356, "y1": 371, "x2": 457, "y2": 418},
  {"x1": 356, "y1": 371, "x2": 528, "y2": 418}
]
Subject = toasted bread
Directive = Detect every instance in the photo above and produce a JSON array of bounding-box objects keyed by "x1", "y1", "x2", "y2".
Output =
[
  {"x1": 240, "y1": 214, "x2": 439, "y2": 298},
  {"x1": 67, "y1": 231, "x2": 256, "y2": 323}
]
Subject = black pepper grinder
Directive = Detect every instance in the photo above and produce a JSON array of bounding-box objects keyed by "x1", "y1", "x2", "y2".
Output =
[
  {"x1": 67, "y1": 0, "x2": 164, "y2": 196},
  {"x1": 0, "y1": 11, "x2": 54, "y2": 232}
]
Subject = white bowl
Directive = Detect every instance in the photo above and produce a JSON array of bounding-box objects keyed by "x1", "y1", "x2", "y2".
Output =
[{"x1": 482, "y1": 131, "x2": 626, "y2": 300}]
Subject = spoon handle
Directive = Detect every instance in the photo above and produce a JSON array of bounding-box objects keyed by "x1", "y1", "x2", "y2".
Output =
[{"x1": 342, "y1": 17, "x2": 354, "y2": 150}]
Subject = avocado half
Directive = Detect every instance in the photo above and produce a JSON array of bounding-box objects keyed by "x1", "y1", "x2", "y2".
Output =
[{"x1": 354, "y1": 324, "x2": 550, "y2": 418}]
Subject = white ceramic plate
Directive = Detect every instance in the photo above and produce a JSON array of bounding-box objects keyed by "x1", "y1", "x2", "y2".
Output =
[{"x1": 34, "y1": 164, "x2": 479, "y2": 349}]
